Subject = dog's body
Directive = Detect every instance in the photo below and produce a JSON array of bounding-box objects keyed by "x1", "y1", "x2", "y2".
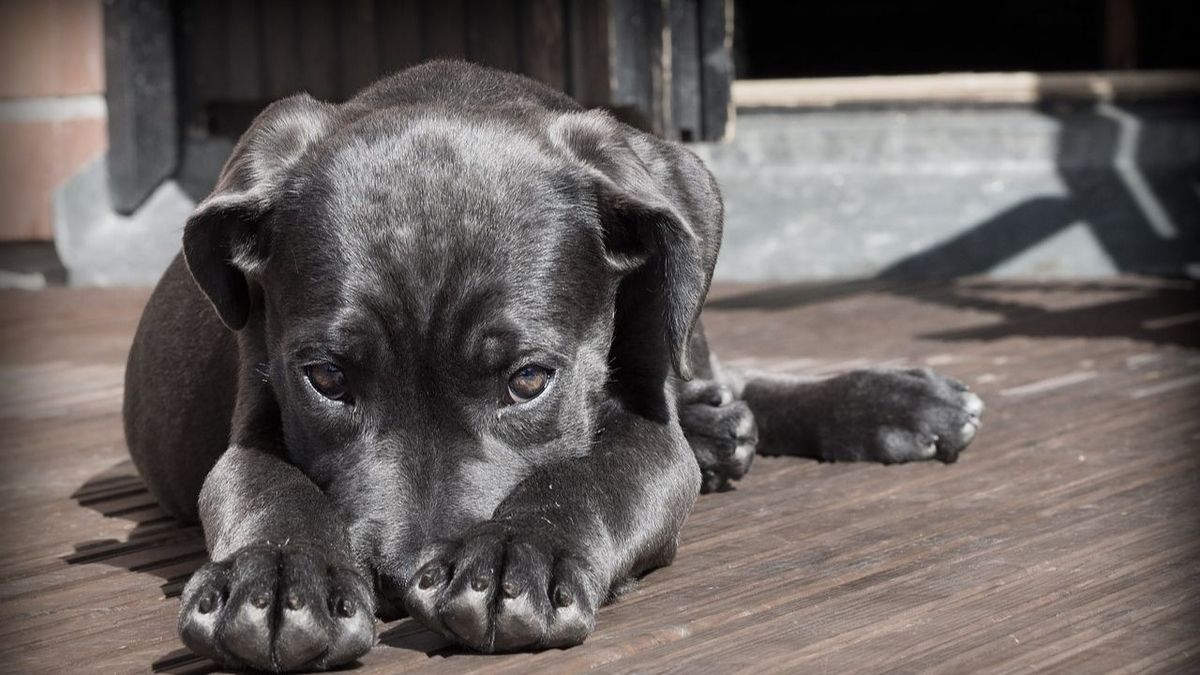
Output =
[{"x1": 124, "y1": 61, "x2": 983, "y2": 671}]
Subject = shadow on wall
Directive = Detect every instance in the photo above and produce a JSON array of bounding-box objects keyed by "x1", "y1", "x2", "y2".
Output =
[
  {"x1": 880, "y1": 100, "x2": 1200, "y2": 279},
  {"x1": 708, "y1": 97, "x2": 1200, "y2": 347}
]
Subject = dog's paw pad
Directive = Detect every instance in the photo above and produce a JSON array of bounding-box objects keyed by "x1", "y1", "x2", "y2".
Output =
[
  {"x1": 822, "y1": 368, "x2": 985, "y2": 464},
  {"x1": 680, "y1": 381, "x2": 758, "y2": 492},
  {"x1": 178, "y1": 543, "x2": 375, "y2": 672},
  {"x1": 404, "y1": 525, "x2": 598, "y2": 652}
]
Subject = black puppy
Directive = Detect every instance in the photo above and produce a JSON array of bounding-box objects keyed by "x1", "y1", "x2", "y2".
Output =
[{"x1": 124, "y1": 61, "x2": 983, "y2": 671}]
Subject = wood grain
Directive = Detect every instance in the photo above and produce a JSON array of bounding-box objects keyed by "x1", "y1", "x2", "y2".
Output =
[{"x1": 0, "y1": 278, "x2": 1197, "y2": 673}]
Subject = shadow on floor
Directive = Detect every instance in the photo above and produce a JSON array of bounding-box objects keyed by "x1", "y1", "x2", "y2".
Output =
[
  {"x1": 706, "y1": 279, "x2": 1200, "y2": 350},
  {"x1": 710, "y1": 102, "x2": 1200, "y2": 339},
  {"x1": 64, "y1": 459, "x2": 206, "y2": 600},
  {"x1": 64, "y1": 460, "x2": 447, "y2": 671},
  {"x1": 64, "y1": 460, "x2": 215, "y2": 673}
]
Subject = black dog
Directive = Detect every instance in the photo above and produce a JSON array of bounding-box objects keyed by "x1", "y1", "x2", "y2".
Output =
[{"x1": 123, "y1": 61, "x2": 983, "y2": 671}]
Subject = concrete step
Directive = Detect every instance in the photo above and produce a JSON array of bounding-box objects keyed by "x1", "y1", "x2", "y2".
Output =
[{"x1": 694, "y1": 101, "x2": 1200, "y2": 280}]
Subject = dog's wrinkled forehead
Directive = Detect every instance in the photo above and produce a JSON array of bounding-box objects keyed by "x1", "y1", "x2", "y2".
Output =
[
  {"x1": 303, "y1": 115, "x2": 588, "y2": 258},
  {"x1": 268, "y1": 111, "x2": 608, "y2": 346}
]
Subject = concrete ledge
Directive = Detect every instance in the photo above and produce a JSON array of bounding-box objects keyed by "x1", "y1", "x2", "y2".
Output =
[
  {"x1": 54, "y1": 158, "x2": 192, "y2": 286},
  {"x1": 694, "y1": 102, "x2": 1200, "y2": 281},
  {"x1": 733, "y1": 70, "x2": 1200, "y2": 109}
]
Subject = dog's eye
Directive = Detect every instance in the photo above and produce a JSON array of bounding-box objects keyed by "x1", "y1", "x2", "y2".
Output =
[
  {"x1": 506, "y1": 364, "x2": 552, "y2": 404},
  {"x1": 305, "y1": 362, "x2": 351, "y2": 402}
]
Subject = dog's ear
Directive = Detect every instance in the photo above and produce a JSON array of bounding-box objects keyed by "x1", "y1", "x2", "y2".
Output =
[
  {"x1": 183, "y1": 94, "x2": 337, "y2": 330},
  {"x1": 550, "y1": 110, "x2": 723, "y2": 381}
]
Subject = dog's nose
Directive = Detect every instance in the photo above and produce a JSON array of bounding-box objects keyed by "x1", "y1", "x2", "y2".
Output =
[{"x1": 375, "y1": 575, "x2": 409, "y2": 621}]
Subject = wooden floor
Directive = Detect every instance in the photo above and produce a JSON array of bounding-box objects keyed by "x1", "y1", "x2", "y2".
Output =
[{"x1": 2, "y1": 278, "x2": 1198, "y2": 674}]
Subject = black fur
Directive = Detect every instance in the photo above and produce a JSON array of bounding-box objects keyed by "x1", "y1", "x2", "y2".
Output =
[{"x1": 123, "y1": 61, "x2": 983, "y2": 671}]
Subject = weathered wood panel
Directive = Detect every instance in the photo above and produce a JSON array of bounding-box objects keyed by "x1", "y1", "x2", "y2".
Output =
[
  {"x1": 697, "y1": 0, "x2": 732, "y2": 140},
  {"x1": 376, "y1": 0, "x2": 423, "y2": 77},
  {"x1": 223, "y1": 0, "x2": 262, "y2": 101},
  {"x1": 609, "y1": 0, "x2": 666, "y2": 134},
  {"x1": 261, "y1": 0, "x2": 303, "y2": 99},
  {"x1": 669, "y1": 0, "x2": 703, "y2": 141},
  {"x1": 296, "y1": 0, "x2": 339, "y2": 101},
  {"x1": 422, "y1": 0, "x2": 467, "y2": 60},
  {"x1": 170, "y1": 0, "x2": 732, "y2": 141},
  {"x1": 103, "y1": 0, "x2": 178, "y2": 214},
  {"x1": 466, "y1": 0, "x2": 520, "y2": 72},
  {"x1": 520, "y1": 0, "x2": 568, "y2": 91},
  {"x1": 338, "y1": 0, "x2": 381, "y2": 98},
  {"x1": 565, "y1": 0, "x2": 611, "y2": 107}
]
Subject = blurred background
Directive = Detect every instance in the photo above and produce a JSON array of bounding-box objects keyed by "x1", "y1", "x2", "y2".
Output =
[{"x1": 0, "y1": 0, "x2": 1197, "y2": 288}]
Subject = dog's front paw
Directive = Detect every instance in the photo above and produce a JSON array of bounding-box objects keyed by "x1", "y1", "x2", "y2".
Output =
[
  {"x1": 818, "y1": 368, "x2": 984, "y2": 463},
  {"x1": 179, "y1": 542, "x2": 375, "y2": 672},
  {"x1": 404, "y1": 521, "x2": 600, "y2": 652},
  {"x1": 679, "y1": 379, "x2": 757, "y2": 492}
]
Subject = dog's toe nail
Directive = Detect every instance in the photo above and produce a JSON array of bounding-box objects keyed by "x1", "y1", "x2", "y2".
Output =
[
  {"x1": 335, "y1": 597, "x2": 356, "y2": 618},
  {"x1": 471, "y1": 574, "x2": 491, "y2": 592},
  {"x1": 963, "y1": 392, "x2": 985, "y2": 416},
  {"x1": 285, "y1": 593, "x2": 304, "y2": 610},
  {"x1": 251, "y1": 592, "x2": 271, "y2": 609},
  {"x1": 197, "y1": 594, "x2": 215, "y2": 614},
  {"x1": 960, "y1": 420, "x2": 979, "y2": 443},
  {"x1": 502, "y1": 580, "x2": 522, "y2": 598}
]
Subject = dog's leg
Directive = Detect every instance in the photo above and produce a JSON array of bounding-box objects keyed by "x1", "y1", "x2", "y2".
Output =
[
  {"x1": 730, "y1": 366, "x2": 984, "y2": 464},
  {"x1": 178, "y1": 444, "x2": 376, "y2": 671},
  {"x1": 402, "y1": 406, "x2": 699, "y2": 653},
  {"x1": 674, "y1": 322, "x2": 758, "y2": 492},
  {"x1": 677, "y1": 321, "x2": 983, "y2": 483}
]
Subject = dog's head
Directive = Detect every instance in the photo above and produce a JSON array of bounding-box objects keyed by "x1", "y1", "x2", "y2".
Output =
[{"x1": 182, "y1": 91, "x2": 721, "y2": 608}]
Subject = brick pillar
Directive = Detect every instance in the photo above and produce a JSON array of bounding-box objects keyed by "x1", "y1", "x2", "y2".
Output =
[{"x1": 0, "y1": 0, "x2": 108, "y2": 242}]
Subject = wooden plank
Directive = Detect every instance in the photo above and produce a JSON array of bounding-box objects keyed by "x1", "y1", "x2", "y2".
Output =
[
  {"x1": 338, "y1": 0, "x2": 380, "y2": 98},
  {"x1": 607, "y1": 0, "x2": 666, "y2": 134},
  {"x1": 697, "y1": 0, "x2": 732, "y2": 140},
  {"x1": 520, "y1": 0, "x2": 567, "y2": 91},
  {"x1": 422, "y1": 0, "x2": 466, "y2": 60},
  {"x1": 2, "y1": 279, "x2": 1199, "y2": 672},
  {"x1": 376, "y1": 0, "x2": 423, "y2": 77},
  {"x1": 466, "y1": 0, "x2": 520, "y2": 72},
  {"x1": 668, "y1": 0, "x2": 702, "y2": 141},
  {"x1": 564, "y1": 0, "x2": 610, "y2": 106},
  {"x1": 223, "y1": 0, "x2": 263, "y2": 101},
  {"x1": 102, "y1": 0, "x2": 178, "y2": 213},
  {"x1": 261, "y1": 0, "x2": 303, "y2": 98},
  {"x1": 297, "y1": 0, "x2": 339, "y2": 101},
  {"x1": 175, "y1": 0, "x2": 225, "y2": 134}
]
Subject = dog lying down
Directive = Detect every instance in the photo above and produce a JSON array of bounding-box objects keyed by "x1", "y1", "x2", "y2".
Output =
[{"x1": 123, "y1": 60, "x2": 984, "y2": 671}]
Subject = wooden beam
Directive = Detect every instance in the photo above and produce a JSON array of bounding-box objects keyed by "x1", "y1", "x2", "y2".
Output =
[
  {"x1": 697, "y1": 0, "x2": 732, "y2": 140},
  {"x1": 521, "y1": 0, "x2": 568, "y2": 92},
  {"x1": 608, "y1": 0, "x2": 666, "y2": 134},
  {"x1": 669, "y1": 0, "x2": 702, "y2": 141},
  {"x1": 103, "y1": 0, "x2": 178, "y2": 214},
  {"x1": 565, "y1": 0, "x2": 611, "y2": 107},
  {"x1": 376, "y1": 0, "x2": 423, "y2": 77}
]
